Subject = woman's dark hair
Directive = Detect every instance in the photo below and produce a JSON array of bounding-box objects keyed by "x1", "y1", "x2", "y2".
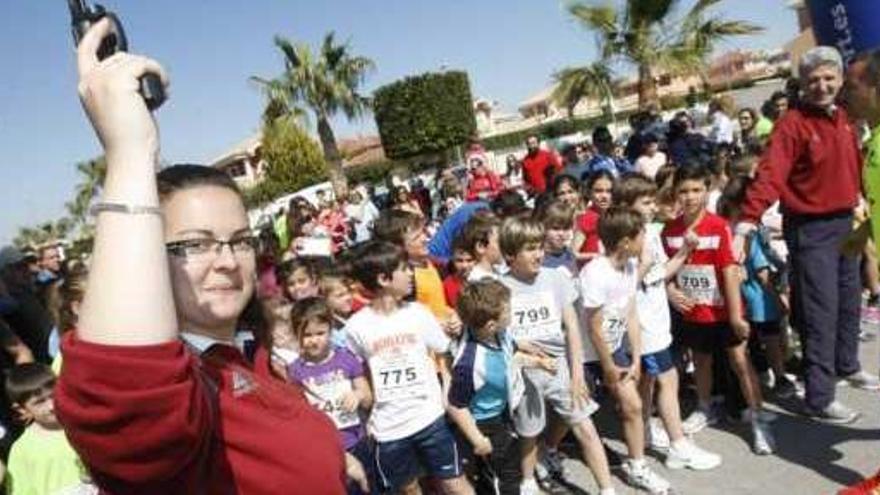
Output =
[
  {"x1": 586, "y1": 169, "x2": 615, "y2": 192},
  {"x1": 551, "y1": 174, "x2": 580, "y2": 198},
  {"x1": 717, "y1": 175, "x2": 753, "y2": 219},
  {"x1": 157, "y1": 164, "x2": 241, "y2": 201}
]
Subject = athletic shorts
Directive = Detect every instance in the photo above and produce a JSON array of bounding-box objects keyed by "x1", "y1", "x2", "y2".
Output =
[
  {"x1": 513, "y1": 356, "x2": 599, "y2": 438},
  {"x1": 583, "y1": 346, "x2": 633, "y2": 396},
  {"x1": 641, "y1": 347, "x2": 676, "y2": 377},
  {"x1": 680, "y1": 321, "x2": 745, "y2": 354},
  {"x1": 751, "y1": 320, "x2": 782, "y2": 337},
  {"x1": 375, "y1": 416, "x2": 463, "y2": 491}
]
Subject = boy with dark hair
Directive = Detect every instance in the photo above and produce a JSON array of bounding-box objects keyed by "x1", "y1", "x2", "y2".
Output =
[
  {"x1": 498, "y1": 217, "x2": 615, "y2": 495},
  {"x1": 449, "y1": 279, "x2": 554, "y2": 495},
  {"x1": 372, "y1": 209, "x2": 461, "y2": 334},
  {"x1": 6, "y1": 363, "x2": 89, "y2": 494},
  {"x1": 443, "y1": 237, "x2": 476, "y2": 307},
  {"x1": 615, "y1": 175, "x2": 722, "y2": 471},
  {"x1": 580, "y1": 207, "x2": 673, "y2": 494},
  {"x1": 662, "y1": 166, "x2": 775, "y2": 455},
  {"x1": 345, "y1": 241, "x2": 473, "y2": 494}
]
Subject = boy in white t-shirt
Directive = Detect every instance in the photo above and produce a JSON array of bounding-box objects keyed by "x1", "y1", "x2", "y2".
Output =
[
  {"x1": 344, "y1": 241, "x2": 473, "y2": 494},
  {"x1": 498, "y1": 216, "x2": 615, "y2": 495},
  {"x1": 580, "y1": 207, "x2": 671, "y2": 494},
  {"x1": 616, "y1": 175, "x2": 721, "y2": 472}
]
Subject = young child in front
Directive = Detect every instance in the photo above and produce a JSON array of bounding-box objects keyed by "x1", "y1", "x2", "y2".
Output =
[
  {"x1": 662, "y1": 165, "x2": 776, "y2": 455},
  {"x1": 287, "y1": 297, "x2": 374, "y2": 495},
  {"x1": 498, "y1": 216, "x2": 615, "y2": 495},
  {"x1": 448, "y1": 279, "x2": 554, "y2": 494},
  {"x1": 5, "y1": 363, "x2": 90, "y2": 494},
  {"x1": 717, "y1": 176, "x2": 798, "y2": 398},
  {"x1": 344, "y1": 241, "x2": 473, "y2": 494},
  {"x1": 579, "y1": 207, "x2": 672, "y2": 494},
  {"x1": 614, "y1": 175, "x2": 722, "y2": 472}
]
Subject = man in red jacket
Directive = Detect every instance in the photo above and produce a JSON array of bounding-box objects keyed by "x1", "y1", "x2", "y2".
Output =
[
  {"x1": 521, "y1": 134, "x2": 561, "y2": 196},
  {"x1": 733, "y1": 47, "x2": 879, "y2": 425}
]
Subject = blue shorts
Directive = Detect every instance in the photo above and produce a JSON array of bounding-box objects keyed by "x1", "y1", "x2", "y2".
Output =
[
  {"x1": 583, "y1": 346, "x2": 632, "y2": 396},
  {"x1": 641, "y1": 348, "x2": 675, "y2": 377},
  {"x1": 375, "y1": 416, "x2": 463, "y2": 491}
]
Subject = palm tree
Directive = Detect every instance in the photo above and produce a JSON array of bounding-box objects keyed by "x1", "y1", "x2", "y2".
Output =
[
  {"x1": 551, "y1": 61, "x2": 616, "y2": 121},
  {"x1": 66, "y1": 157, "x2": 106, "y2": 229},
  {"x1": 251, "y1": 32, "x2": 375, "y2": 190},
  {"x1": 567, "y1": 0, "x2": 763, "y2": 108},
  {"x1": 13, "y1": 219, "x2": 71, "y2": 250}
]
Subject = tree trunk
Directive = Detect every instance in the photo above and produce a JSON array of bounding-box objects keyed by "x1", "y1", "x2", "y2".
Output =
[
  {"x1": 637, "y1": 63, "x2": 659, "y2": 109},
  {"x1": 316, "y1": 115, "x2": 348, "y2": 193}
]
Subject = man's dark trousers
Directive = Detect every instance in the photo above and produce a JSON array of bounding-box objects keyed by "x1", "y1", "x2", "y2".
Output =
[{"x1": 785, "y1": 212, "x2": 861, "y2": 411}]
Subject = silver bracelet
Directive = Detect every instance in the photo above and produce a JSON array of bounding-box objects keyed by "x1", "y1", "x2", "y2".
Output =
[{"x1": 90, "y1": 202, "x2": 162, "y2": 217}]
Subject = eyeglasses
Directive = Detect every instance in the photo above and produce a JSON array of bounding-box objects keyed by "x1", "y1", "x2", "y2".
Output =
[{"x1": 166, "y1": 235, "x2": 260, "y2": 259}]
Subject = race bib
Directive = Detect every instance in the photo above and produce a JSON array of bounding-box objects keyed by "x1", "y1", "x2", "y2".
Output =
[
  {"x1": 370, "y1": 348, "x2": 429, "y2": 403},
  {"x1": 601, "y1": 308, "x2": 627, "y2": 350},
  {"x1": 304, "y1": 375, "x2": 360, "y2": 429},
  {"x1": 508, "y1": 292, "x2": 562, "y2": 341},
  {"x1": 677, "y1": 265, "x2": 722, "y2": 305}
]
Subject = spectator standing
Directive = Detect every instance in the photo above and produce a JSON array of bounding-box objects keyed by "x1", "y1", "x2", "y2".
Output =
[
  {"x1": 586, "y1": 126, "x2": 634, "y2": 178},
  {"x1": 522, "y1": 134, "x2": 562, "y2": 196},
  {"x1": 733, "y1": 47, "x2": 879, "y2": 424}
]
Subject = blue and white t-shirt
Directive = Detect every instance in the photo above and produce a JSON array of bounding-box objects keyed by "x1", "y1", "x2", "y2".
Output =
[{"x1": 448, "y1": 330, "x2": 524, "y2": 421}]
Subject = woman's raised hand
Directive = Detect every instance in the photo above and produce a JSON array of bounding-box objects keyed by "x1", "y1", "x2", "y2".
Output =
[{"x1": 76, "y1": 18, "x2": 169, "y2": 162}]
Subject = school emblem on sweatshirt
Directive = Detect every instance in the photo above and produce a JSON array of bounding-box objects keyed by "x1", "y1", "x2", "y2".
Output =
[{"x1": 231, "y1": 370, "x2": 257, "y2": 397}]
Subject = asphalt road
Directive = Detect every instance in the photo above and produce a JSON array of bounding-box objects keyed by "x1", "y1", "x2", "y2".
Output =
[{"x1": 554, "y1": 323, "x2": 880, "y2": 495}]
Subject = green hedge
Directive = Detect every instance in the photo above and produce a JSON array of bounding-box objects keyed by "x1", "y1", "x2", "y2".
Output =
[
  {"x1": 481, "y1": 110, "x2": 641, "y2": 151},
  {"x1": 373, "y1": 71, "x2": 477, "y2": 160}
]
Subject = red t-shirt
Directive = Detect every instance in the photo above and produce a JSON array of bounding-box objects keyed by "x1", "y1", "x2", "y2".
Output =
[
  {"x1": 661, "y1": 212, "x2": 736, "y2": 323},
  {"x1": 522, "y1": 149, "x2": 561, "y2": 194},
  {"x1": 576, "y1": 206, "x2": 603, "y2": 255},
  {"x1": 465, "y1": 171, "x2": 503, "y2": 201},
  {"x1": 56, "y1": 334, "x2": 346, "y2": 494},
  {"x1": 442, "y1": 274, "x2": 465, "y2": 307}
]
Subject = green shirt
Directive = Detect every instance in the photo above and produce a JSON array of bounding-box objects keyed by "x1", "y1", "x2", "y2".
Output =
[
  {"x1": 866, "y1": 125, "x2": 880, "y2": 245},
  {"x1": 7, "y1": 426, "x2": 86, "y2": 495},
  {"x1": 754, "y1": 116, "x2": 774, "y2": 139}
]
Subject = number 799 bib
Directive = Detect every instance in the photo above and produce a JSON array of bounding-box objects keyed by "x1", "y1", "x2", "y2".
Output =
[{"x1": 508, "y1": 292, "x2": 562, "y2": 341}]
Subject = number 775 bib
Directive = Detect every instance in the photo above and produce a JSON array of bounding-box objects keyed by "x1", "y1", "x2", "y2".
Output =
[{"x1": 370, "y1": 349, "x2": 429, "y2": 403}]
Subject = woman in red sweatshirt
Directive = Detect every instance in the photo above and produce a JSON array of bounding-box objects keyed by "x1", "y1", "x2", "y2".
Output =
[
  {"x1": 55, "y1": 19, "x2": 347, "y2": 494},
  {"x1": 464, "y1": 153, "x2": 502, "y2": 201}
]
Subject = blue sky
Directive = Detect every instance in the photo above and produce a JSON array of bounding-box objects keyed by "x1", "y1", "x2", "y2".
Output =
[{"x1": 0, "y1": 0, "x2": 798, "y2": 245}]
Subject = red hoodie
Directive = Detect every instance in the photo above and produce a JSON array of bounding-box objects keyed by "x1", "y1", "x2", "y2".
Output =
[
  {"x1": 740, "y1": 106, "x2": 862, "y2": 223},
  {"x1": 56, "y1": 334, "x2": 346, "y2": 494}
]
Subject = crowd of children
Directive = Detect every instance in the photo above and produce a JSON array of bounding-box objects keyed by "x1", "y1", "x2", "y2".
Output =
[{"x1": 7, "y1": 151, "x2": 873, "y2": 494}]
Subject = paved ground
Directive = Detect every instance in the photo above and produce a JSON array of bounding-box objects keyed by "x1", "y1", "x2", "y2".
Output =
[{"x1": 553, "y1": 327, "x2": 880, "y2": 495}]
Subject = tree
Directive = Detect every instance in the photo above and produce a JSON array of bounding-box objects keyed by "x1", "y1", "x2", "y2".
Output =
[
  {"x1": 243, "y1": 120, "x2": 328, "y2": 209},
  {"x1": 66, "y1": 157, "x2": 106, "y2": 229},
  {"x1": 373, "y1": 71, "x2": 477, "y2": 160},
  {"x1": 567, "y1": 0, "x2": 762, "y2": 107},
  {"x1": 551, "y1": 61, "x2": 615, "y2": 120},
  {"x1": 251, "y1": 32, "x2": 374, "y2": 191},
  {"x1": 13, "y1": 219, "x2": 71, "y2": 249}
]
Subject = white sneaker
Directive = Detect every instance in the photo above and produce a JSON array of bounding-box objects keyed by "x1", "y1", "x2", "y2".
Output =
[
  {"x1": 751, "y1": 419, "x2": 776, "y2": 455},
  {"x1": 665, "y1": 438, "x2": 722, "y2": 471},
  {"x1": 682, "y1": 407, "x2": 719, "y2": 435},
  {"x1": 520, "y1": 477, "x2": 543, "y2": 495},
  {"x1": 622, "y1": 459, "x2": 672, "y2": 495},
  {"x1": 646, "y1": 417, "x2": 671, "y2": 452}
]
